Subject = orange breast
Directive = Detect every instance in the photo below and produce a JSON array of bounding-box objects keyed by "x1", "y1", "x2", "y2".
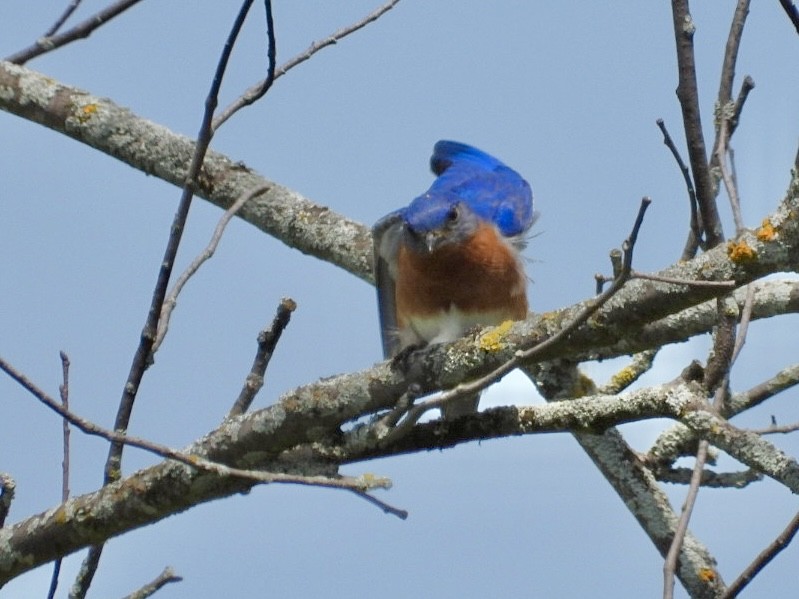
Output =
[{"x1": 395, "y1": 223, "x2": 527, "y2": 328}]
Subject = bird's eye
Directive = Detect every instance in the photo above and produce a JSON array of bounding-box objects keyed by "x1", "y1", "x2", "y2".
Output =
[{"x1": 446, "y1": 205, "x2": 460, "y2": 223}]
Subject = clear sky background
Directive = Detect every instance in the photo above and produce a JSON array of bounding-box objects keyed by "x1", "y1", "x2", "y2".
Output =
[{"x1": 1, "y1": 2, "x2": 798, "y2": 597}]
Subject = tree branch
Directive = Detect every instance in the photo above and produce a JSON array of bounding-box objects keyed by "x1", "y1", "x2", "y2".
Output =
[
  {"x1": 670, "y1": 0, "x2": 724, "y2": 248},
  {"x1": 4, "y1": 0, "x2": 146, "y2": 65},
  {"x1": 722, "y1": 509, "x2": 799, "y2": 598},
  {"x1": 0, "y1": 61, "x2": 373, "y2": 283}
]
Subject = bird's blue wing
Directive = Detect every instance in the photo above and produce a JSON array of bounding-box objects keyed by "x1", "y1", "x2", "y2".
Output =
[{"x1": 372, "y1": 210, "x2": 405, "y2": 357}]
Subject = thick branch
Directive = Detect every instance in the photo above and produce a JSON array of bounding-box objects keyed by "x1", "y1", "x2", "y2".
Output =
[{"x1": 0, "y1": 61, "x2": 373, "y2": 283}]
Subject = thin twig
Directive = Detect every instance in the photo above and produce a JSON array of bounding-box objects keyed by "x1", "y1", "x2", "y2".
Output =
[
  {"x1": 213, "y1": 0, "x2": 402, "y2": 129},
  {"x1": 717, "y1": 108, "x2": 746, "y2": 234},
  {"x1": 0, "y1": 354, "x2": 392, "y2": 494},
  {"x1": 47, "y1": 352, "x2": 72, "y2": 599},
  {"x1": 0, "y1": 472, "x2": 15, "y2": 527},
  {"x1": 120, "y1": 567, "x2": 183, "y2": 599},
  {"x1": 5, "y1": 0, "x2": 145, "y2": 65},
  {"x1": 211, "y1": 0, "x2": 277, "y2": 133},
  {"x1": 44, "y1": 0, "x2": 84, "y2": 37},
  {"x1": 631, "y1": 271, "x2": 736, "y2": 289},
  {"x1": 722, "y1": 510, "x2": 799, "y2": 598},
  {"x1": 76, "y1": 3, "x2": 264, "y2": 595},
  {"x1": 750, "y1": 421, "x2": 799, "y2": 435},
  {"x1": 656, "y1": 118, "x2": 702, "y2": 258},
  {"x1": 662, "y1": 441, "x2": 709, "y2": 599},
  {"x1": 349, "y1": 489, "x2": 409, "y2": 520},
  {"x1": 382, "y1": 198, "x2": 652, "y2": 438},
  {"x1": 778, "y1": 0, "x2": 799, "y2": 35},
  {"x1": 670, "y1": 1, "x2": 725, "y2": 248},
  {"x1": 154, "y1": 184, "x2": 271, "y2": 353},
  {"x1": 730, "y1": 75, "x2": 755, "y2": 134},
  {"x1": 717, "y1": 0, "x2": 751, "y2": 111},
  {"x1": 228, "y1": 297, "x2": 297, "y2": 417}
]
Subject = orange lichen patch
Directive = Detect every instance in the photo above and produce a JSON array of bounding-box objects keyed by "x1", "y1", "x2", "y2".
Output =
[
  {"x1": 756, "y1": 218, "x2": 776, "y2": 241},
  {"x1": 77, "y1": 103, "x2": 98, "y2": 123},
  {"x1": 726, "y1": 240, "x2": 757, "y2": 263},
  {"x1": 697, "y1": 567, "x2": 717, "y2": 583}
]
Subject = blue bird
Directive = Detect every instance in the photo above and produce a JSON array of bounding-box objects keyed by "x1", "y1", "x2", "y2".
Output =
[{"x1": 373, "y1": 140, "x2": 535, "y2": 419}]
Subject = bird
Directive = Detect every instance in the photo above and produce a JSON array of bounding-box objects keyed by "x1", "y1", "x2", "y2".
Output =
[{"x1": 372, "y1": 140, "x2": 535, "y2": 419}]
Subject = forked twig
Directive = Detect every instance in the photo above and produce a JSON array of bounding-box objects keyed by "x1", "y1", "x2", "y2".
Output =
[
  {"x1": 120, "y1": 567, "x2": 183, "y2": 599},
  {"x1": 44, "y1": 0, "x2": 84, "y2": 37},
  {"x1": 76, "y1": 3, "x2": 267, "y2": 595},
  {"x1": 154, "y1": 184, "x2": 271, "y2": 353},
  {"x1": 5, "y1": 0, "x2": 146, "y2": 65},
  {"x1": 212, "y1": 0, "x2": 402, "y2": 129}
]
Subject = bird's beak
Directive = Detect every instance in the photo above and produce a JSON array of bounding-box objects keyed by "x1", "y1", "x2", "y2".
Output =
[{"x1": 424, "y1": 231, "x2": 443, "y2": 253}]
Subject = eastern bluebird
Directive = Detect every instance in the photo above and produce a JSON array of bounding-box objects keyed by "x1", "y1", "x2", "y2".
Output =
[{"x1": 373, "y1": 140, "x2": 534, "y2": 419}]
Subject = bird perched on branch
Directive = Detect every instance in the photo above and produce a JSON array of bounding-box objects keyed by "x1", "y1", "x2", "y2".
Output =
[{"x1": 373, "y1": 140, "x2": 535, "y2": 419}]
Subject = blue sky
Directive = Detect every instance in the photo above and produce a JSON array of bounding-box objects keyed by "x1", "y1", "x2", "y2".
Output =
[{"x1": 2, "y1": 2, "x2": 799, "y2": 597}]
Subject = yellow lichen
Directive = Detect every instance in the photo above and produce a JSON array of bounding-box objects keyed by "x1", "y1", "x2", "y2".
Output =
[
  {"x1": 697, "y1": 567, "x2": 717, "y2": 583},
  {"x1": 478, "y1": 320, "x2": 513, "y2": 352},
  {"x1": 726, "y1": 240, "x2": 757, "y2": 263},
  {"x1": 609, "y1": 366, "x2": 636, "y2": 390},
  {"x1": 756, "y1": 218, "x2": 776, "y2": 241}
]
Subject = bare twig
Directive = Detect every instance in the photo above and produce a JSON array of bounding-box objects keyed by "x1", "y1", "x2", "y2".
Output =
[
  {"x1": 44, "y1": 0, "x2": 84, "y2": 37},
  {"x1": 778, "y1": 0, "x2": 799, "y2": 35},
  {"x1": 210, "y1": 0, "x2": 277, "y2": 133},
  {"x1": 0, "y1": 472, "x2": 15, "y2": 527},
  {"x1": 631, "y1": 271, "x2": 736, "y2": 289},
  {"x1": 120, "y1": 567, "x2": 183, "y2": 599},
  {"x1": 730, "y1": 75, "x2": 755, "y2": 134},
  {"x1": 154, "y1": 184, "x2": 271, "y2": 353},
  {"x1": 349, "y1": 489, "x2": 408, "y2": 520},
  {"x1": 213, "y1": 0, "x2": 402, "y2": 129},
  {"x1": 663, "y1": 440, "x2": 709, "y2": 599},
  {"x1": 670, "y1": 1, "x2": 725, "y2": 248},
  {"x1": 76, "y1": 4, "x2": 271, "y2": 593},
  {"x1": 103, "y1": 0, "x2": 257, "y2": 488},
  {"x1": 228, "y1": 297, "x2": 297, "y2": 418},
  {"x1": 5, "y1": 0, "x2": 146, "y2": 65},
  {"x1": 656, "y1": 118, "x2": 702, "y2": 258},
  {"x1": 750, "y1": 421, "x2": 799, "y2": 435},
  {"x1": 47, "y1": 352, "x2": 72, "y2": 599},
  {"x1": 717, "y1": 0, "x2": 751, "y2": 111},
  {"x1": 717, "y1": 108, "x2": 746, "y2": 234},
  {"x1": 722, "y1": 510, "x2": 799, "y2": 598}
]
